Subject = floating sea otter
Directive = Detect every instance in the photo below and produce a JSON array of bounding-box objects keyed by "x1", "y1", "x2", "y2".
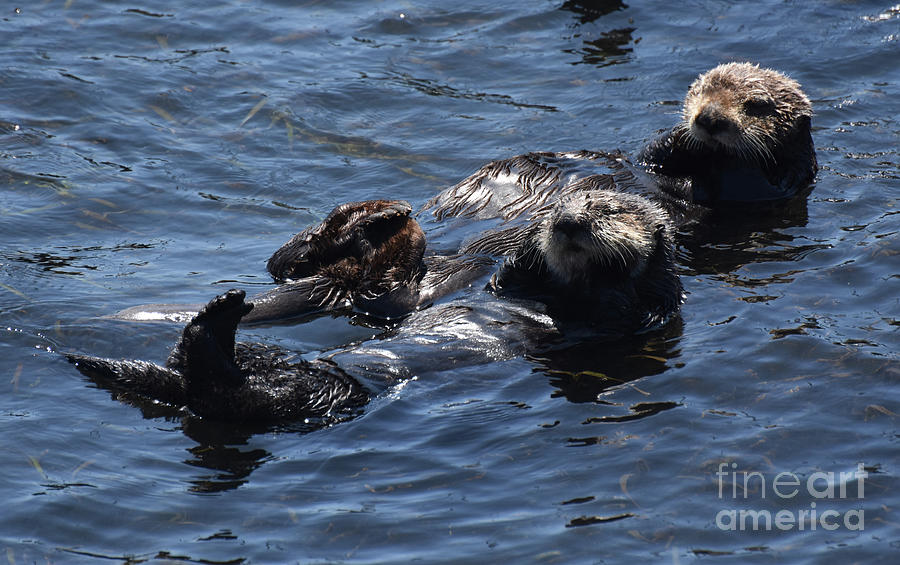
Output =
[
  {"x1": 113, "y1": 200, "x2": 491, "y2": 325},
  {"x1": 466, "y1": 190, "x2": 683, "y2": 334},
  {"x1": 637, "y1": 62, "x2": 817, "y2": 204},
  {"x1": 68, "y1": 191, "x2": 683, "y2": 423},
  {"x1": 70, "y1": 290, "x2": 368, "y2": 423},
  {"x1": 424, "y1": 62, "x2": 817, "y2": 232},
  {"x1": 252, "y1": 199, "x2": 427, "y2": 322}
]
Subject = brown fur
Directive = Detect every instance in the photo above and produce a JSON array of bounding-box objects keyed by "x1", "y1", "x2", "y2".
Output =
[
  {"x1": 677, "y1": 62, "x2": 813, "y2": 163},
  {"x1": 267, "y1": 200, "x2": 426, "y2": 299},
  {"x1": 464, "y1": 190, "x2": 683, "y2": 333},
  {"x1": 638, "y1": 62, "x2": 817, "y2": 203}
]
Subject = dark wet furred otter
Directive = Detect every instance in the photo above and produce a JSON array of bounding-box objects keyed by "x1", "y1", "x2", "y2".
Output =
[
  {"x1": 70, "y1": 288, "x2": 550, "y2": 424},
  {"x1": 636, "y1": 62, "x2": 817, "y2": 204},
  {"x1": 112, "y1": 200, "x2": 492, "y2": 325},
  {"x1": 464, "y1": 190, "x2": 683, "y2": 334},
  {"x1": 252, "y1": 199, "x2": 427, "y2": 322},
  {"x1": 69, "y1": 290, "x2": 368, "y2": 423}
]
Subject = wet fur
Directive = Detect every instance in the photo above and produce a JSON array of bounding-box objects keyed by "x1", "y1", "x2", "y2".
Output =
[
  {"x1": 425, "y1": 150, "x2": 653, "y2": 223},
  {"x1": 260, "y1": 200, "x2": 427, "y2": 319},
  {"x1": 465, "y1": 190, "x2": 683, "y2": 333},
  {"x1": 111, "y1": 200, "x2": 493, "y2": 325},
  {"x1": 260, "y1": 198, "x2": 502, "y2": 319},
  {"x1": 637, "y1": 62, "x2": 817, "y2": 203},
  {"x1": 69, "y1": 290, "x2": 368, "y2": 423}
]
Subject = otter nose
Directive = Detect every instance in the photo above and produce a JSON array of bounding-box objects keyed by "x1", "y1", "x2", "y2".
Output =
[
  {"x1": 553, "y1": 216, "x2": 582, "y2": 238},
  {"x1": 694, "y1": 105, "x2": 730, "y2": 135}
]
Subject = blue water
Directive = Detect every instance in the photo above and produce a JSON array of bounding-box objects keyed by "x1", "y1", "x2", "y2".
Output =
[{"x1": 2, "y1": 1, "x2": 898, "y2": 563}]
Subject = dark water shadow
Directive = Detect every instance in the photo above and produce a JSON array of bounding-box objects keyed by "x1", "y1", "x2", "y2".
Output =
[
  {"x1": 676, "y1": 192, "x2": 826, "y2": 277},
  {"x1": 565, "y1": 27, "x2": 637, "y2": 68},
  {"x1": 530, "y1": 318, "x2": 683, "y2": 418},
  {"x1": 559, "y1": 1, "x2": 635, "y2": 68},
  {"x1": 560, "y1": 0, "x2": 628, "y2": 25},
  {"x1": 58, "y1": 546, "x2": 246, "y2": 565},
  {"x1": 180, "y1": 418, "x2": 275, "y2": 494},
  {"x1": 80, "y1": 370, "x2": 345, "y2": 494}
]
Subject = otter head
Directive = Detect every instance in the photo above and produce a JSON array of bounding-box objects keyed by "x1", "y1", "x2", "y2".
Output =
[
  {"x1": 680, "y1": 62, "x2": 812, "y2": 164},
  {"x1": 536, "y1": 191, "x2": 670, "y2": 285},
  {"x1": 464, "y1": 190, "x2": 682, "y2": 332},
  {"x1": 267, "y1": 199, "x2": 426, "y2": 289}
]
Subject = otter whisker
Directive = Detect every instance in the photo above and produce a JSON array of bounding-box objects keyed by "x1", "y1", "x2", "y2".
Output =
[{"x1": 745, "y1": 126, "x2": 776, "y2": 165}]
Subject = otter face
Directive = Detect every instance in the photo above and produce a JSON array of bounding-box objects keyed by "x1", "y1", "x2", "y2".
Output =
[
  {"x1": 536, "y1": 191, "x2": 666, "y2": 284},
  {"x1": 680, "y1": 62, "x2": 812, "y2": 163}
]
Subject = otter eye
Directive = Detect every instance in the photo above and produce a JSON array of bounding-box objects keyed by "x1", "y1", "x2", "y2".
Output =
[{"x1": 743, "y1": 97, "x2": 775, "y2": 116}]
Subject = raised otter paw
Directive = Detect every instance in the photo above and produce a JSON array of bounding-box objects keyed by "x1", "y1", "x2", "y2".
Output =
[
  {"x1": 167, "y1": 289, "x2": 252, "y2": 379},
  {"x1": 192, "y1": 288, "x2": 253, "y2": 325}
]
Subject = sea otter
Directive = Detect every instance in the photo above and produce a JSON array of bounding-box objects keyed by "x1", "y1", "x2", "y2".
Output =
[
  {"x1": 69, "y1": 287, "x2": 556, "y2": 423},
  {"x1": 67, "y1": 190, "x2": 683, "y2": 423},
  {"x1": 423, "y1": 62, "x2": 816, "y2": 234},
  {"x1": 636, "y1": 62, "x2": 817, "y2": 204},
  {"x1": 252, "y1": 199, "x2": 427, "y2": 322},
  {"x1": 69, "y1": 290, "x2": 369, "y2": 423},
  {"x1": 465, "y1": 190, "x2": 683, "y2": 334},
  {"x1": 111, "y1": 200, "x2": 492, "y2": 325}
]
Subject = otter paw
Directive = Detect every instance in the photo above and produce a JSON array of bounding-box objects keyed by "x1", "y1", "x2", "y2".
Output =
[{"x1": 193, "y1": 289, "x2": 253, "y2": 325}]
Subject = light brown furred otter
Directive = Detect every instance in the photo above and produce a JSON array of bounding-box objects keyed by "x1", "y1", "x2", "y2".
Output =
[
  {"x1": 424, "y1": 63, "x2": 817, "y2": 235},
  {"x1": 681, "y1": 63, "x2": 812, "y2": 162},
  {"x1": 464, "y1": 190, "x2": 683, "y2": 334},
  {"x1": 637, "y1": 62, "x2": 817, "y2": 203}
]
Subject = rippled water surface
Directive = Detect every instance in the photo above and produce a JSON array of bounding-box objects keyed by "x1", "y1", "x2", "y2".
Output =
[{"x1": 2, "y1": 1, "x2": 898, "y2": 563}]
